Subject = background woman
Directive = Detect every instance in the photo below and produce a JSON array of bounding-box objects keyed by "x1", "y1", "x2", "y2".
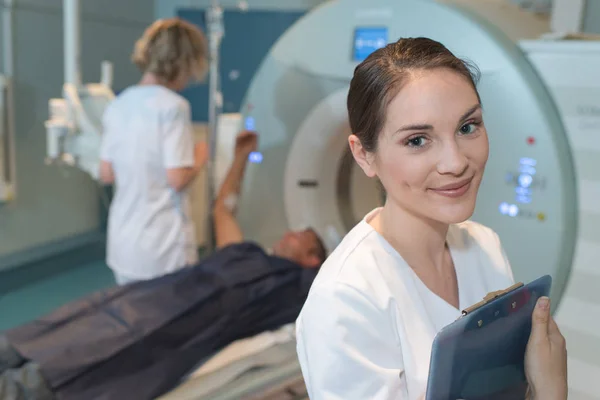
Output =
[{"x1": 99, "y1": 18, "x2": 209, "y2": 285}]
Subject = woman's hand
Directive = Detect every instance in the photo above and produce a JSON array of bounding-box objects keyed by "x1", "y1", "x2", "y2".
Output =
[{"x1": 525, "y1": 296, "x2": 568, "y2": 400}]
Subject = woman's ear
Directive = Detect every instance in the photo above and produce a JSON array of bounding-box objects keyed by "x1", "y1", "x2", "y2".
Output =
[{"x1": 348, "y1": 135, "x2": 377, "y2": 178}]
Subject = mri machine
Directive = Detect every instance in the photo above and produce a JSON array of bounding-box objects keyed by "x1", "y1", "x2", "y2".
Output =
[
  {"x1": 45, "y1": 0, "x2": 593, "y2": 398},
  {"x1": 236, "y1": 0, "x2": 577, "y2": 303}
]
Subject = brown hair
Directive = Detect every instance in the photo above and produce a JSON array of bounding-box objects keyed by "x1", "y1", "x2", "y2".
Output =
[
  {"x1": 132, "y1": 18, "x2": 208, "y2": 82},
  {"x1": 347, "y1": 37, "x2": 481, "y2": 152}
]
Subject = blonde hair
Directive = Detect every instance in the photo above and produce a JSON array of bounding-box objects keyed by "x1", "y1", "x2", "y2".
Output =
[{"x1": 132, "y1": 18, "x2": 208, "y2": 82}]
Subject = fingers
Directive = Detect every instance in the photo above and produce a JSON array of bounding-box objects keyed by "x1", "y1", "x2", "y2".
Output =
[
  {"x1": 531, "y1": 297, "x2": 550, "y2": 338},
  {"x1": 237, "y1": 130, "x2": 258, "y2": 139},
  {"x1": 236, "y1": 131, "x2": 258, "y2": 147}
]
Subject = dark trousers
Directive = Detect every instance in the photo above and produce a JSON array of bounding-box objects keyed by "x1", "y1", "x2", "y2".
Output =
[{"x1": 0, "y1": 336, "x2": 54, "y2": 400}]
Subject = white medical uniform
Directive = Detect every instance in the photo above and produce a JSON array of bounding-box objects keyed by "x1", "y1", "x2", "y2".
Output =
[
  {"x1": 100, "y1": 85, "x2": 199, "y2": 282},
  {"x1": 296, "y1": 207, "x2": 515, "y2": 400}
]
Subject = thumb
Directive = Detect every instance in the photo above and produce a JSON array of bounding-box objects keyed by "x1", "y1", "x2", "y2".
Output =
[{"x1": 530, "y1": 296, "x2": 551, "y2": 339}]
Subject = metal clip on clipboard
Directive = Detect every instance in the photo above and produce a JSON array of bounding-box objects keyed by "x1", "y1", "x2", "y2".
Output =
[{"x1": 461, "y1": 282, "x2": 524, "y2": 316}]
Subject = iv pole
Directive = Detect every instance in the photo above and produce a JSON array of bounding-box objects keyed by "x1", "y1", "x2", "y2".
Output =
[{"x1": 204, "y1": 0, "x2": 224, "y2": 255}]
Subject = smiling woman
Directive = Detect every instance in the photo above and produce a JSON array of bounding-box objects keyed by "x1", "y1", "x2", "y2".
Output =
[
  {"x1": 294, "y1": 37, "x2": 567, "y2": 400},
  {"x1": 356, "y1": 68, "x2": 488, "y2": 227}
]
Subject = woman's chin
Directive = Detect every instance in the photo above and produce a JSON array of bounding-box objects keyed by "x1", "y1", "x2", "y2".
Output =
[{"x1": 434, "y1": 202, "x2": 476, "y2": 225}]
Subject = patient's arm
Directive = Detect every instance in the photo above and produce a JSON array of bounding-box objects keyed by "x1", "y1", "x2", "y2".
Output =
[
  {"x1": 213, "y1": 131, "x2": 258, "y2": 249},
  {"x1": 214, "y1": 202, "x2": 244, "y2": 249}
]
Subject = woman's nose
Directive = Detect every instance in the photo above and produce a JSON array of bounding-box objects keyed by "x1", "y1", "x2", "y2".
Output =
[{"x1": 437, "y1": 139, "x2": 469, "y2": 176}]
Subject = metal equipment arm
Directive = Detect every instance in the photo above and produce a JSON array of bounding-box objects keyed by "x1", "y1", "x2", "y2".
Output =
[
  {"x1": 44, "y1": 0, "x2": 115, "y2": 180},
  {"x1": 203, "y1": 0, "x2": 225, "y2": 255}
]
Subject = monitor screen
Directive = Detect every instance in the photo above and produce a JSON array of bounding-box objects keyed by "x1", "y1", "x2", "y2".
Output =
[{"x1": 353, "y1": 27, "x2": 388, "y2": 62}]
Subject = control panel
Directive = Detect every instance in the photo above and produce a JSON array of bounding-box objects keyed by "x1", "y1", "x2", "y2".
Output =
[{"x1": 499, "y1": 152, "x2": 547, "y2": 222}]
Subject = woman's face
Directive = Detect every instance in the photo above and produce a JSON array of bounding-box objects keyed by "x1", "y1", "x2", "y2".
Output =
[{"x1": 350, "y1": 68, "x2": 489, "y2": 225}]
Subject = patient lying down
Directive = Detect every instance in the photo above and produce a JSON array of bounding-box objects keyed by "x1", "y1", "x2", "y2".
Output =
[
  {"x1": 0, "y1": 236, "x2": 325, "y2": 400},
  {"x1": 0, "y1": 131, "x2": 327, "y2": 400}
]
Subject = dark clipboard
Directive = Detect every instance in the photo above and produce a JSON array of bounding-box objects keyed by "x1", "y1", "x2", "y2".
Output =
[{"x1": 425, "y1": 275, "x2": 552, "y2": 400}]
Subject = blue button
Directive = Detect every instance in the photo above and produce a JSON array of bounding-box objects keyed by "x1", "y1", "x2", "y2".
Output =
[
  {"x1": 519, "y1": 157, "x2": 537, "y2": 167},
  {"x1": 248, "y1": 151, "x2": 263, "y2": 163},
  {"x1": 519, "y1": 165, "x2": 536, "y2": 175},
  {"x1": 518, "y1": 174, "x2": 533, "y2": 188},
  {"x1": 245, "y1": 117, "x2": 255, "y2": 131},
  {"x1": 515, "y1": 187, "x2": 532, "y2": 196},
  {"x1": 516, "y1": 195, "x2": 532, "y2": 204}
]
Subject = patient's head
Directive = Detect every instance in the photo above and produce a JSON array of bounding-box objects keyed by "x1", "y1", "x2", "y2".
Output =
[{"x1": 272, "y1": 228, "x2": 327, "y2": 269}]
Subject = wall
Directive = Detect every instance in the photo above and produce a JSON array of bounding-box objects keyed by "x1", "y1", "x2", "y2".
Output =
[
  {"x1": 155, "y1": 0, "x2": 325, "y2": 18},
  {"x1": 522, "y1": 42, "x2": 600, "y2": 400},
  {"x1": 177, "y1": 9, "x2": 306, "y2": 122},
  {"x1": 584, "y1": 0, "x2": 600, "y2": 34},
  {"x1": 0, "y1": 0, "x2": 154, "y2": 270}
]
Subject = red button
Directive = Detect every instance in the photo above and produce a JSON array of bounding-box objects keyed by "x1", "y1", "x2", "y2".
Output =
[{"x1": 527, "y1": 137, "x2": 535, "y2": 145}]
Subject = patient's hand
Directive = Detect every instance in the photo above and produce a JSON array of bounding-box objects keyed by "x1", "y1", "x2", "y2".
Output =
[
  {"x1": 234, "y1": 130, "x2": 258, "y2": 159},
  {"x1": 524, "y1": 297, "x2": 568, "y2": 400}
]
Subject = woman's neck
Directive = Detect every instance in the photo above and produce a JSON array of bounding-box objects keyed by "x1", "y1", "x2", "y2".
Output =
[
  {"x1": 371, "y1": 201, "x2": 450, "y2": 272},
  {"x1": 139, "y1": 73, "x2": 175, "y2": 90}
]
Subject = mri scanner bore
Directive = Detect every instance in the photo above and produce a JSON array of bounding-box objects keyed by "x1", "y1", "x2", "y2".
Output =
[{"x1": 236, "y1": 0, "x2": 577, "y2": 306}]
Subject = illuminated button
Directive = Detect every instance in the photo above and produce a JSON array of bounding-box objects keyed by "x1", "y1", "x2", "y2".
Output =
[
  {"x1": 515, "y1": 187, "x2": 532, "y2": 196},
  {"x1": 508, "y1": 204, "x2": 519, "y2": 217},
  {"x1": 527, "y1": 137, "x2": 536, "y2": 145},
  {"x1": 537, "y1": 212, "x2": 546, "y2": 222},
  {"x1": 248, "y1": 151, "x2": 263, "y2": 163},
  {"x1": 519, "y1": 165, "x2": 536, "y2": 175},
  {"x1": 520, "y1": 157, "x2": 537, "y2": 167},
  {"x1": 518, "y1": 174, "x2": 533, "y2": 188},
  {"x1": 499, "y1": 202, "x2": 510, "y2": 215},
  {"x1": 245, "y1": 117, "x2": 255, "y2": 130},
  {"x1": 516, "y1": 195, "x2": 532, "y2": 204}
]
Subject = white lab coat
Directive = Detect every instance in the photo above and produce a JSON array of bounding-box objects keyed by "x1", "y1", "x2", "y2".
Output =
[
  {"x1": 296, "y1": 208, "x2": 515, "y2": 400},
  {"x1": 100, "y1": 85, "x2": 198, "y2": 281}
]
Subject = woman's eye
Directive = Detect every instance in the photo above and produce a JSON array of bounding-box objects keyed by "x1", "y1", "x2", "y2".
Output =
[
  {"x1": 459, "y1": 123, "x2": 477, "y2": 135},
  {"x1": 406, "y1": 136, "x2": 427, "y2": 147}
]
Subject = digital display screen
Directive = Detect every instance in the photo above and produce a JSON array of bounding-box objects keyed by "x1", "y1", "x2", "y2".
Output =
[{"x1": 353, "y1": 27, "x2": 388, "y2": 62}]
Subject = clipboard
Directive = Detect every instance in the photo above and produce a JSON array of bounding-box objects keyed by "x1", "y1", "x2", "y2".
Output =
[{"x1": 425, "y1": 275, "x2": 552, "y2": 400}]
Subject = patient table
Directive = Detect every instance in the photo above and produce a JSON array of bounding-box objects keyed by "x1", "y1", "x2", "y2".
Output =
[{"x1": 159, "y1": 324, "x2": 308, "y2": 400}]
